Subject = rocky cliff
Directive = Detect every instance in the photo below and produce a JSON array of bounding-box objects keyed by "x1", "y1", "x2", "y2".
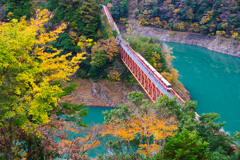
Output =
[
  {"x1": 63, "y1": 78, "x2": 191, "y2": 107},
  {"x1": 63, "y1": 79, "x2": 149, "y2": 107},
  {"x1": 135, "y1": 27, "x2": 240, "y2": 57},
  {"x1": 120, "y1": 17, "x2": 240, "y2": 57}
]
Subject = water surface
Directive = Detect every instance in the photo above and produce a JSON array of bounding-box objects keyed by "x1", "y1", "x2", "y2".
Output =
[{"x1": 165, "y1": 42, "x2": 240, "y2": 134}]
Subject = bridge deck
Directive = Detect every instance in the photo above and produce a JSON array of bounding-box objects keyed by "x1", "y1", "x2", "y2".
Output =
[{"x1": 120, "y1": 43, "x2": 173, "y2": 98}]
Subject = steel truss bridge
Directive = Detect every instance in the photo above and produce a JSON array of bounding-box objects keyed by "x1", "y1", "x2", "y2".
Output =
[{"x1": 100, "y1": 4, "x2": 199, "y2": 119}]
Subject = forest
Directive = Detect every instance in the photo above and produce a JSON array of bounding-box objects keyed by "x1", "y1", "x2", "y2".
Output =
[
  {"x1": 108, "y1": 0, "x2": 240, "y2": 42},
  {"x1": 0, "y1": 0, "x2": 239, "y2": 159}
]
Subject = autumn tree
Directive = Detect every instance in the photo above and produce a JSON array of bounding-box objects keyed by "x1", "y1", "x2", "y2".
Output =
[
  {"x1": 58, "y1": 123, "x2": 103, "y2": 159},
  {"x1": 0, "y1": 9, "x2": 85, "y2": 159},
  {"x1": 161, "y1": 43, "x2": 174, "y2": 68},
  {"x1": 153, "y1": 17, "x2": 162, "y2": 28},
  {"x1": 189, "y1": 22, "x2": 200, "y2": 33},
  {"x1": 97, "y1": 36, "x2": 118, "y2": 61},
  {"x1": 101, "y1": 91, "x2": 178, "y2": 159}
]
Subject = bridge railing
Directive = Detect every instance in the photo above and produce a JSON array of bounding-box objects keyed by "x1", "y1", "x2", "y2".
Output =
[{"x1": 101, "y1": 4, "x2": 200, "y2": 119}]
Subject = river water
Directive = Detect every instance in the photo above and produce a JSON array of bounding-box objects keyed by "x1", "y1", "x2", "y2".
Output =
[
  {"x1": 77, "y1": 43, "x2": 240, "y2": 158},
  {"x1": 165, "y1": 42, "x2": 240, "y2": 134},
  {"x1": 83, "y1": 43, "x2": 240, "y2": 135}
]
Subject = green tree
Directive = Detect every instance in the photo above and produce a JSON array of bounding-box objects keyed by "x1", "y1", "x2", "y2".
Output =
[
  {"x1": 148, "y1": 37, "x2": 153, "y2": 44},
  {"x1": 163, "y1": 129, "x2": 209, "y2": 160},
  {"x1": 4, "y1": 0, "x2": 34, "y2": 21},
  {"x1": 110, "y1": 0, "x2": 128, "y2": 22},
  {"x1": 79, "y1": 0, "x2": 102, "y2": 40},
  {"x1": 46, "y1": 0, "x2": 58, "y2": 12},
  {"x1": 91, "y1": 51, "x2": 107, "y2": 68},
  {"x1": 101, "y1": 92, "x2": 178, "y2": 160}
]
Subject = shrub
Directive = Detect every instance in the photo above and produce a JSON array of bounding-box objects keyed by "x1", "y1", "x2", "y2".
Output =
[{"x1": 170, "y1": 31, "x2": 176, "y2": 35}]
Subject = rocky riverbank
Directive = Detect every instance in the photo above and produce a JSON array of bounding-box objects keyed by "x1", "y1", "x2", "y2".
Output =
[
  {"x1": 62, "y1": 78, "x2": 191, "y2": 107},
  {"x1": 119, "y1": 17, "x2": 240, "y2": 57},
  {"x1": 62, "y1": 78, "x2": 148, "y2": 107}
]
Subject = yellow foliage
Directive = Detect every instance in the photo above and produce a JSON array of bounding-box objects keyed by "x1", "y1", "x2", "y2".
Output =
[
  {"x1": 216, "y1": 30, "x2": 225, "y2": 36},
  {"x1": 69, "y1": 30, "x2": 78, "y2": 44},
  {"x1": 189, "y1": 22, "x2": 200, "y2": 33},
  {"x1": 221, "y1": 23, "x2": 228, "y2": 29},
  {"x1": 186, "y1": 8, "x2": 194, "y2": 20},
  {"x1": 215, "y1": 18, "x2": 220, "y2": 22},
  {"x1": 107, "y1": 70, "x2": 121, "y2": 82},
  {"x1": 168, "y1": 4, "x2": 175, "y2": 12},
  {"x1": 169, "y1": 68, "x2": 178, "y2": 83},
  {"x1": 232, "y1": 32, "x2": 238, "y2": 38},
  {"x1": 153, "y1": 17, "x2": 162, "y2": 28},
  {"x1": 119, "y1": 17, "x2": 127, "y2": 24},
  {"x1": 173, "y1": 8, "x2": 181, "y2": 13},
  {"x1": 0, "y1": 9, "x2": 85, "y2": 130},
  {"x1": 161, "y1": 71, "x2": 173, "y2": 82},
  {"x1": 77, "y1": 36, "x2": 94, "y2": 50},
  {"x1": 200, "y1": 11, "x2": 213, "y2": 24}
]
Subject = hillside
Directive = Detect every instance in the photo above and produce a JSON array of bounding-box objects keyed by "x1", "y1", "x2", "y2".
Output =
[
  {"x1": 0, "y1": 0, "x2": 239, "y2": 159},
  {"x1": 108, "y1": 0, "x2": 240, "y2": 39}
]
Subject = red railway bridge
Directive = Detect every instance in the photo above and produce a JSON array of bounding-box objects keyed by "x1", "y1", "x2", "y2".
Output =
[{"x1": 100, "y1": 4, "x2": 199, "y2": 118}]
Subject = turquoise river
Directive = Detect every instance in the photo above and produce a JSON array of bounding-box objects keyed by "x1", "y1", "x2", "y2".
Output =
[
  {"x1": 83, "y1": 42, "x2": 240, "y2": 135},
  {"x1": 78, "y1": 43, "x2": 240, "y2": 157}
]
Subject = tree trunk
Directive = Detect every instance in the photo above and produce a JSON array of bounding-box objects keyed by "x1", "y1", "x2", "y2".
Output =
[
  {"x1": 27, "y1": 115, "x2": 33, "y2": 160},
  {"x1": 5, "y1": 119, "x2": 13, "y2": 160},
  {"x1": 27, "y1": 139, "x2": 32, "y2": 160}
]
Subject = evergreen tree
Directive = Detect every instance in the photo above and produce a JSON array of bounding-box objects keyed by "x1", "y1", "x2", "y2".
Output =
[
  {"x1": 79, "y1": 0, "x2": 101, "y2": 40},
  {"x1": 4, "y1": 0, "x2": 34, "y2": 21}
]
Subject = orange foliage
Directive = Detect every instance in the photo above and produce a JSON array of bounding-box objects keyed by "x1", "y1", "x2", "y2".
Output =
[
  {"x1": 153, "y1": 17, "x2": 162, "y2": 28},
  {"x1": 69, "y1": 31, "x2": 78, "y2": 44},
  {"x1": 119, "y1": 17, "x2": 127, "y2": 24},
  {"x1": 161, "y1": 71, "x2": 172, "y2": 82},
  {"x1": 102, "y1": 111, "x2": 178, "y2": 157},
  {"x1": 169, "y1": 68, "x2": 178, "y2": 83},
  {"x1": 173, "y1": 8, "x2": 181, "y2": 14},
  {"x1": 58, "y1": 125, "x2": 102, "y2": 157},
  {"x1": 107, "y1": 3, "x2": 113, "y2": 8},
  {"x1": 97, "y1": 37, "x2": 118, "y2": 61}
]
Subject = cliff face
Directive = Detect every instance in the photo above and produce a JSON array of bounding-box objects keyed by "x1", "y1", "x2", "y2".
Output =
[
  {"x1": 63, "y1": 79, "x2": 149, "y2": 107},
  {"x1": 116, "y1": 0, "x2": 240, "y2": 57},
  {"x1": 134, "y1": 27, "x2": 240, "y2": 57},
  {"x1": 119, "y1": 14, "x2": 240, "y2": 57},
  {"x1": 63, "y1": 78, "x2": 191, "y2": 107}
]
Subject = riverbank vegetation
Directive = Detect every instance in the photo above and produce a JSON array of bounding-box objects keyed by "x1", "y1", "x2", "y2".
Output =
[
  {"x1": 0, "y1": 0, "x2": 240, "y2": 159},
  {"x1": 126, "y1": 36, "x2": 179, "y2": 86},
  {"x1": 98, "y1": 91, "x2": 240, "y2": 160}
]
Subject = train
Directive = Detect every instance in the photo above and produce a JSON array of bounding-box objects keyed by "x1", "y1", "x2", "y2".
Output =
[
  {"x1": 135, "y1": 52, "x2": 173, "y2": 91},
  {"x1": 100, "y1": 4, "x2": 201, "y2": 119},
  {"x1": 100, "y1": 4, "x2": 173, "y2": 92},
  {"x1": 100, "y1": 4, "x2": 173, "y2": 91}
]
